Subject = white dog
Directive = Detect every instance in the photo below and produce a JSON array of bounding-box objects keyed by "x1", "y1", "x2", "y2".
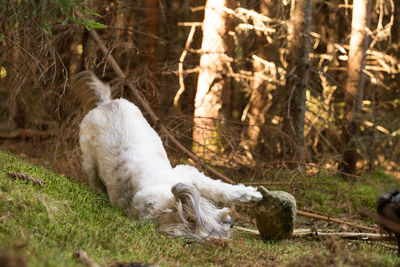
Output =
[{"x1": 72, "y1": 71, "x2": 262, "y2": 239}]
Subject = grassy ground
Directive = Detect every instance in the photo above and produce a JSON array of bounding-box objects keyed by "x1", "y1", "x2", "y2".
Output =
[{"x1": 1, "y1": 149, "x2": 400, "y2": 266}]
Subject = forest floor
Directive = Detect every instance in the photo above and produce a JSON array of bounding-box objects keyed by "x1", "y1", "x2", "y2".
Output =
[{"x1": 1, "y1": 142, "x2": 400, "y2": 266}]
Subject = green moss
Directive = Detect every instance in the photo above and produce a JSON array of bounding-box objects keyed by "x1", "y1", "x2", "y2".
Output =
[{"x1": 1, "y1": 150, "x2": 400, "y2": 266}]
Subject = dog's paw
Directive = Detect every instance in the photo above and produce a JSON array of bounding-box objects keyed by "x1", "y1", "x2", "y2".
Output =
[{"x1": 232, "y1": 185, "x2": 262, "y2": 203}]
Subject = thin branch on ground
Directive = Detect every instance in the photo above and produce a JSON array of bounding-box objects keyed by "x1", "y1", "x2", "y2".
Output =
[
  {"x1": 297, "y1": 210, "x2": 378, "y2": 232},
  {"x1": 7, "y1": 171, "x2": 48, "y2": 186},
  {"x1": 244, "y1": 181, "x2": 337, "y2": 186},
  {"x1": 235, "y1": 226, "x2": 392, "y2": 241},
  {"x1": 73, "y1": 250, "x2": 100, "y2": 267}
]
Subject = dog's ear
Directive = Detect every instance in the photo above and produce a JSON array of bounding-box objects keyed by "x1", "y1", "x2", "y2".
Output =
[
  {"x1": 171, "y1": 183, "x2": 200, "y2": 204},
  {"x1": 170, "y1": 183, "x2": 233, "y2": 238},
  {"x1": 171, "y1": 183, "x2": 203, "y2": 228}
]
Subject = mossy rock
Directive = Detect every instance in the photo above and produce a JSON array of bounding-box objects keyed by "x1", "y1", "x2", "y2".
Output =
[{"x1": 253, "y1": 186, "x2": 297, "y2": 240}]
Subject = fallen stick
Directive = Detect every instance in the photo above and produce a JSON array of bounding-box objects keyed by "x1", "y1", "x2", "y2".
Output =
[
  {"x1": 234, "y1": 226, "x2": 259, "y2": 235},
  {"x1": 235, "y1": 226, "x2": 393, "y2": 241},
  {"x1": 380, "y1": 243, "x2": 398, "y2": 251},
  {"x1": 314, "y1": 231, "x2": 393, "y2": 240},
  {"x1": 74, "y1": 250, "x2": 100, "y2": 267},
  {"x1": 0, "y1": 129, "x2": 55, "y2": 139},
  {"x1": 7, "y1": 171, "x2": 48, "y2": 186},
  {"x1": 297, "y1": 210, "x2": 378, "y2": 232},
  {"x1": 244, "y1": 181, "x2": 336, "y2": 186},
  {"x1": 78, "y1": 14, "x2": 234, "y2": 185}
]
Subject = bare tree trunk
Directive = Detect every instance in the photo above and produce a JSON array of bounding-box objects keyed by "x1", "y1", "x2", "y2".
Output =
[
  {"x1": 242, "y1": 0, "x2": 280, "y2": 159},
  {"x1": 82, "y1": 30, "x2": 98, "y2": 71},
  {"x1": 82, "y1": 0, "x2": 106, "y2": 71},
  {"x1": 392, "y1": 0, "x2": 400, "y2": 43},
  {"x1": 68, "y1": 27, "x2": 84, "y2": 75},
  {"x1": 281, "y1": 0, "x2": 312, "y2": 163},
  {"x1": 192, "y1": 0, "x2": 234, "y2": 157},
  {"x1": 142, "y1": 0, "x2": 159, "y2": 107},
  {"x1": 338, "y1": 0, "x2": 371, "y2": 175},
  {"x1": 114, "y1": 0, "x2": 136, "y2": 75}
]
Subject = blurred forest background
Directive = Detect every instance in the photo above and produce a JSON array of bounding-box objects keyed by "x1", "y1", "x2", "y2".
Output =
[{"x1": 0, "y1": 0, "x2": 399, "y2": 183}]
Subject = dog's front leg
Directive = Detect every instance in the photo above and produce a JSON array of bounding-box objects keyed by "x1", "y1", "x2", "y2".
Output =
[
  {"x1": 81, "y1": 154, "x2": 108, "y2": 194},
  {"x1": 172, "y1": 165, "x2": 262, "y2": 204}
]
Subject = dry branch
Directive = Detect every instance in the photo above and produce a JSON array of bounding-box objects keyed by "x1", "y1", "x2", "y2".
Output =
[
  {"x1": 235, "y1": 226, "x2": 392, "y2": 241},
  {"x1": 0, "y1": 129, "x2": 55, "y2": 139},
  {"x1": 297, "y1": 210, "x2": 378, "y2": 232},
  {"x1": 235, "y1": 226, "x2": 260, "y2": 235},
  {"x1": 174, "y1": 24, "x2": 197, "y2": 114},
  {"x1": 381, "y1": 243, "x2": 399, "y2": 251},
  {"x1": 162, "y1": 67, "x2": 200, "y2": 75},
  {"x1": 74, "y1": 250, "x2": 100, "y2": 267},
  {"x1": 76, "y1": 13, "x2": 234, "y2": 185},
  {"x1": 7, "y1": 171, "x2": 48, "y2": 186},
  {"x1": 177, "y1": 22, "x2": 202, "y2": 27},
  {"x1": 244, "y1": 181, "x2": 336, "y2": 186},
  {"x1": 313, "y1": 231, "x2": 393, "y2": 240}
]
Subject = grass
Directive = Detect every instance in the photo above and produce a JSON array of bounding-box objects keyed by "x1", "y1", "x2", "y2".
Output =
[
  {"x1": 1, "y1": 149, "x2": 400, "y2": 266},
  {"x1": 264, "y1": 169, "x2": 400, "y2": 219}
]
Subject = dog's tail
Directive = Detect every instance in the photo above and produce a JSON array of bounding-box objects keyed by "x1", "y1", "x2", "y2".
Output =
[{"x1": 71, "y1": 71, "x2": 112, "y2": 113}]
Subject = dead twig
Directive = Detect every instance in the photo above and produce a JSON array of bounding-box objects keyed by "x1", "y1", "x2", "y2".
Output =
[
  {"x1": 292, "y1": 229, "x2": 393, "y2": 240},
  {"x1": 7, "y1": 171, "x2": 48, "y2": 186},
  {"x1": 244, "y1": 181, "x2": 336, "y2": 186},
  {"x1": 174, "y1": 24, "x2": 197, "y2": 114},
  {"x1": 110, "y1": 262, "x2": 155, "y2": 267},
  {"x1": 0, "y1": 129, "x2": 55, "y2": 139},
  {"x1": 313, "y1": 231, "x2": 393, "y2": 240},
  {"x1": 380, "y1": 243, "x2": 398, "y2": 251},
  {"x1": 177, "y1": 22, "x2": 202, "y2": 27},
  {"x1": 234, "y1": 226, "x2": 259, "y2": 235},
  {"x1": 297, "y1": 210, "x2": 378, "y2": 232},
  {"x1": 76, "y1": 12, "x2": 234, "y2": 185},
  {"x1": 235, "y1": 226, "x2": 393, "y2": 241},
  {"x1": 73, "y1": 250, "x2": 100, "y2": 267}
]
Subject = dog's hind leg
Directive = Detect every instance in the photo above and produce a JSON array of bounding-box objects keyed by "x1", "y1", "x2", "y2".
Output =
[
  {"x1": 172, "y1": 165, "x2": 262, "y2": 204},
  {"x1": 82, "y1": 155, "x2": 107, "y2": 194}
]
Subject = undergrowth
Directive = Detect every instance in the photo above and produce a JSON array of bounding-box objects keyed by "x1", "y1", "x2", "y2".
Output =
[
  {"x1": 1, "y1": 150, "x2": 400, "y2": 266},
  {"x1": 259, "y1": 169, "x2": 400, "y2": 220}
]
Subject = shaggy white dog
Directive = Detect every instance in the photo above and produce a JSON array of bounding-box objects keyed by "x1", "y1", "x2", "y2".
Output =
[{"x1": 73, "y1": 71, "x2": 262, "y2": 239}]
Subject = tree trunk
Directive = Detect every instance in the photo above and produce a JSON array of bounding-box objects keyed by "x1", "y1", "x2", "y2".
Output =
[
  {"x1": 114, "y1": 0, "x2": 136, "y2": 75},
  {"x1": 68, "y1": 27, "x2": 84, "y2": 75},
  {"x1": 281, "y1": 0, "x2": 312, "y2": 163},
  {"x1": 193, "y1": 0, "x2": 234, "y2": 158},
  {"x1": 242, "y1": 0, "x2": 280, "y2": 159},
  {"x1": 338, "y1": 0, "x2": 371, "y2": 175},
  {"x1": 142, "y1": 0, "x2": 159, "y2": 107},
  {"x1": 82, "y1": 0, "x2": 107, "y2": 71},
  {"x1": 392, "y1": 0, "x2": 400, "y2": 43}
]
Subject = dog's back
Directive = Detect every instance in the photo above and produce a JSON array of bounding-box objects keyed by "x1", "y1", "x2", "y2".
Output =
[{"x1": 72, "y1": 71, "x2": 173, "y2": 205}]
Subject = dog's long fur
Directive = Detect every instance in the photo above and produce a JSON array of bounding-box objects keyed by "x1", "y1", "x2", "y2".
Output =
[{"x1": 72, "y1": 71, "x2": 262, "y2": 239}]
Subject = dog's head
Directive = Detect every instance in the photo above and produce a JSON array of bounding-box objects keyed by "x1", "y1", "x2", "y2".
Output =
[{"x1": 159, "y1": 183, "x2": 233, "y2": 239}]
